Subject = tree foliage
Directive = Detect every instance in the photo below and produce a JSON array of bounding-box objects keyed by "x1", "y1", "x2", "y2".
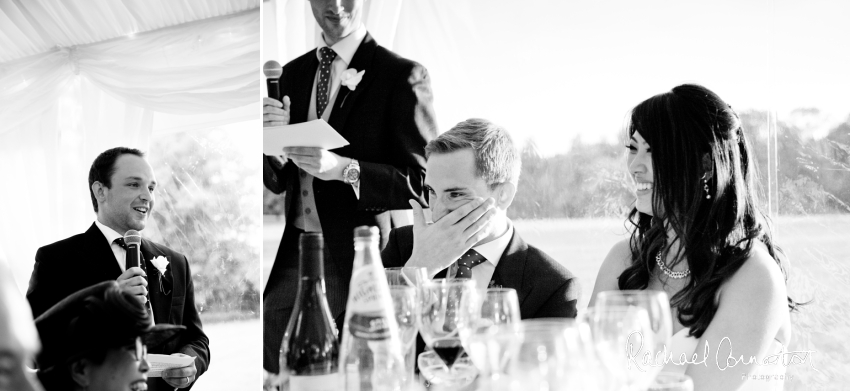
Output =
[
  {"x1": 147, "y1": 129, "x2": 262, "y2": 316},
  {"x1": 263, "y1": 112, "x2": 850, "y2": 218}
]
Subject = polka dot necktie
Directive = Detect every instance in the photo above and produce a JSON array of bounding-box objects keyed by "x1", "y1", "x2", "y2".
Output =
[
  {"x1": 113, "y1": 238, "x2": 154, "y2": 322},
  {"x1": 317, "y1": 47, "x2": 337, "y2": 118},
  {"x1": 454, "y1": 249, "x2": 487, "y2": 279}
]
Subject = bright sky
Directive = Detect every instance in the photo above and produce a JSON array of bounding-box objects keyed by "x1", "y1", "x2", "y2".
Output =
[{"x1": 277, "y1": 0, "x2": 850, "y2": 156}]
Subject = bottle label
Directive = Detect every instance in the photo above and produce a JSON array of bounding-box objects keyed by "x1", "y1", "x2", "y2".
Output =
[
  {"x1": 289, "y1": 373, "x2": 341, "y2": 391},
  {"x1": 346, "y1": 266, "x2": 394, "y2": 340}
]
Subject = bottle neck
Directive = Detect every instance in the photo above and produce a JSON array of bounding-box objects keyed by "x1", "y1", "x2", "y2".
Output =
[
  {"x1": 299, "y1": 248, "x2": 324, "y2": 279},
  {"x1": 353, "y1": 238, "x2": 380, "y2": 267}
]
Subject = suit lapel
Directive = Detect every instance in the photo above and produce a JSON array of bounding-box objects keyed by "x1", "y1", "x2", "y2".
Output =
[
  {"x1": 83, "y1": 223, "x2": 124, "y2": 279},
  {"x1": 141, "y1": 240, "x2": 172, "y2": 324},
  {"x1": 327, "y1": 33, "x2": 379, "y2": 141},
  {"x1": 291, "y1": 52, "x2": 319, "y2": 124},
  {"x1": 492, "y1": 230, "x2": 531, "y2": 306}
]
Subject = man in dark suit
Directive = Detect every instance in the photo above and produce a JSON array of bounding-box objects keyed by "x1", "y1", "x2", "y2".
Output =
[
  {"x1": 27, "y1": 147, "x2": 209, "y2": 391},
  {"x1": 262, "y1": 0, "x2": 437, "y2": 373},
  {"x1": 382, "y1": 118, "x2": 580, "y2": 319}
]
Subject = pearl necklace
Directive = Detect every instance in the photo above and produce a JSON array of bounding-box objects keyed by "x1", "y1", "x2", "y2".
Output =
[{"x1": 656, "y1": 251, "x2": 690, "y2": 279}]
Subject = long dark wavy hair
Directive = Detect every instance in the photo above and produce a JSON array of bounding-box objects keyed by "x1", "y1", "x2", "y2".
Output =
[{"x1": 617, "y1": 84, "x2": 798, "y2": 339}]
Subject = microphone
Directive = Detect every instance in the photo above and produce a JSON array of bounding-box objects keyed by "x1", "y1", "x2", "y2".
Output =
[
  {"x1": 263, "y1": 60, "x2": 283, "y2": 101},
  {"x1": 124, "y1": 230, "x2": 142, "y2": 269}
]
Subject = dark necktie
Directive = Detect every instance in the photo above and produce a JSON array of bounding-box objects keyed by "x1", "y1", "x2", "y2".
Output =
[
  {"x1": 317, "y1": 47, "x2": 337, "y2": 118},
  {"x1": 443, "y1": 250, "x2": 487, "y2": 332},
  {"x1": 113, "y1": 238, "x2": 154, "y2": 323},
  {"x1": 454, "y1": 249, "x2": 487, "y2": 279}
]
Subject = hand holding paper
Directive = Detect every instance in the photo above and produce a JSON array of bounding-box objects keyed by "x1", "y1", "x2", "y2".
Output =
[
  {"x1": 285, "y1": 147, "x2": 349, "y2": 182},
  {"x1": 263, "y1": 119, "x2": 349, "y2": 153},
  {"x1": 148, "y1": 353, "x2": 197, "y2": 389}
]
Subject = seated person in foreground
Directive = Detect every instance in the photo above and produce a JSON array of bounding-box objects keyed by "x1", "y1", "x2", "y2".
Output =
[
  {"x1": 590, "y1": 84, "x2": 797, "y2": 391},
  {"x1": 34, "y1": 281, "x2": 185, "y2": 391},
  {"x1": 0, "y1": 259, "x2": 43, "y2": 391},
  {"x1": 382, "y1": 118, "x2": 579, "y2": 319}
]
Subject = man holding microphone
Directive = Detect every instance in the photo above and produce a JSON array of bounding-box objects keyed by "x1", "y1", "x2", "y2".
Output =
[
  {"x1": 27, "y1": 147, "x2": 210, "y2": 391},
  {"x1": 262, "y1": 0, "x2": 437, "y2": 375}
]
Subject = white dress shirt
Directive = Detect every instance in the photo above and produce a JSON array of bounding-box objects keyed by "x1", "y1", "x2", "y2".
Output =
[
  {"x1": 449, "y1": 219, "x2": 514, "y2": 290},
  {"x1": 95, "y1": 220, "x2": 126, "y2": 272}
]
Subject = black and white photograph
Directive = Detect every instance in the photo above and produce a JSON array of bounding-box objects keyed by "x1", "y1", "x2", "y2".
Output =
[
  {"x1": 262, "y1": 1, "x2": 849, "y2": 390},
  {"x1": 2, "y1": 0, "x2": 849, "y2": 390},
  {"x1": 0, "y1": 1, "x2": 261, "y2": 390}
]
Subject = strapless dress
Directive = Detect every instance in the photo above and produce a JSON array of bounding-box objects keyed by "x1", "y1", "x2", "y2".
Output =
[{"x1": 661, "y1": 328, "x2": 787, "y2": 390}]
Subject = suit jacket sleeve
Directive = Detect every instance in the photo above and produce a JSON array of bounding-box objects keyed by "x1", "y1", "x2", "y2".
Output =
[
  {"x1": 27, "y1": 247, "x2": 58, "y2": 318},
  {"x1": 175, "y1": 255, "x2": 211, "y2": 380},
  {"x1": 533, "y1": 277, "x2": 580, "y2": 319},
  {"x1": 380, "y1": 227, "x2": 407, "y2": 268},
  {"x1": 263, "y1": 153, "x2": 291, "y2": 195},
  {"x1": 357, "y1": 62, "x2": 437, "y2": 211}
]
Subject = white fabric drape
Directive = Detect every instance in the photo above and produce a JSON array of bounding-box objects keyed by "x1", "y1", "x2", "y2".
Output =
[{"x1": 0, "y1": 3, "x2": 259, "y2": 290}]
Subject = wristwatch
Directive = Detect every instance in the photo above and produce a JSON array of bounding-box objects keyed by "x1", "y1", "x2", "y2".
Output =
[{"x1": 342, "y1": 159, "x2": 361, "y2": 185}]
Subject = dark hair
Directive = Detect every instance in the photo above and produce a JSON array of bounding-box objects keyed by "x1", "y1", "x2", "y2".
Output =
[
  {"x1": 617, "y1": 84, "x2": 798, "y2": 338},
  {"x1": 37, "y1": 284, "x2": 149, "y2": 390},
  {"x1": 88, "y1": 147, "x2": 145, "y2": 212},
  {"x1": 425, "y1": 118, "x2": 521, "y2": 187}
]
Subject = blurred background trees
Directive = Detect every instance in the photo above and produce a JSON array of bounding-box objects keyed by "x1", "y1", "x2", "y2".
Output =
[
  {"x1": 262, "y1": 113, "x2": 850, "y2": 219},
  {"x1": 147, "y1": 128, "x2": 262, "y2": 320}
]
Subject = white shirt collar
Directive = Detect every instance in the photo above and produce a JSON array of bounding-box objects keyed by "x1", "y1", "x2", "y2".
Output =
[
  {"x1": 472, "y1": 219, "x2": 514, "y2": 267},
  {"x1": 94, "y1": 220, "x2": 124, "y2": 245},
  {"x1": 316, "y1": 24, "x2": 367, "y2": 66}
]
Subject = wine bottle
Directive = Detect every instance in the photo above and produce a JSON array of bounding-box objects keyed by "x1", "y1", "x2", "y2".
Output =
[
  {"x1": 280, "y1": 233, "x2": 340, "y2": 391},
  {"x1": 339, "y1": 226, "x2": 406, "y2": 391}
]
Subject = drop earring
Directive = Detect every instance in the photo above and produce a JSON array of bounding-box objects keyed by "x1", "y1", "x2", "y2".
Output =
[{"x1": 703, "y1": 175, "x2": 711, "y2": 199}]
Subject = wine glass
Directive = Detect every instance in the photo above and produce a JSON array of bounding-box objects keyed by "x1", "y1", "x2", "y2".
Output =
[
  {"x1": 596, "y1": 290, "x2": 673, "y2": 388},
  {"x1": 460, "y1": 288, "x2": 521, "y2": 380},
  {"x1": 584, "y1": 305, "x2": 655, "y2": 391},
  {"x1": 385, "y1": 266, "x2": 428, "y2": 287},
  {"x1": 417, "y1": 279, "x2": 478, "y2": 369},
  {"x1": 388, "y1": 286, "x2": 418, "y2": 388},
  {"x1": 506, "y1": 319, "x2": 602, "y2": 391},
  {"x1": 647, "y1": 373, "x2": 693, "y2": 391}
]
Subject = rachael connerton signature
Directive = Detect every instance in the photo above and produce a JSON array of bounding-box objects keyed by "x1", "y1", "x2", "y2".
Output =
[{"x1": 623, "y1": 331, "x2": 820, "y2": 373}]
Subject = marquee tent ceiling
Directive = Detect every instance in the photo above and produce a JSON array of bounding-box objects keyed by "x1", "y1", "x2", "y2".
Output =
[{"x1": 0, "y1": 0, "x2": 258, "y2": 63}]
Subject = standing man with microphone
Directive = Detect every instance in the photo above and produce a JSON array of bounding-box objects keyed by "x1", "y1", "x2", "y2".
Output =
[
  {"x1": 27, "y1": 147, "x2": 210, "y2": 391},
  {"x1": 262, "y1": 0, "x2": 437, "y2": 376}
]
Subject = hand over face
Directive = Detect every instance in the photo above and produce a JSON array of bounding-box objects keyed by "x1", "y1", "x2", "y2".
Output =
[
  {"x1": 263, "y1": 96, "x2": 290, "y2": 127},
  {"x1": 283, "y1": 147, "x2": 348, "y2": 182},
  {"x1": 162, "y1": 354, "x2": 197, "y2": 389},
  {"x1": 116, "y1": 267, "x2": 148, "y2": 305},
  {"x1": 406, "y1": 197, "x2": 497, "y2": 277}
]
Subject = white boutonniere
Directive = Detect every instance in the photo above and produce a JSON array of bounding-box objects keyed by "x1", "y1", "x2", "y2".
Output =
[
  {"x1": 151, "y1": 256, "x2": 169, "y2": 275},
  {"x1": 340, "y1": 68, "x2": 365, "y2": 91}
]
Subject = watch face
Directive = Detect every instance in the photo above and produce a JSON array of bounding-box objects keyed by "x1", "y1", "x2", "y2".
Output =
[{"x1": 344, "y1": 164, "x2": 360, "y2": 183}]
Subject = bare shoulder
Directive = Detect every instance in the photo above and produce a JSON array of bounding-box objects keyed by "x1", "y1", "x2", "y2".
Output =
[
  {"x1": 590, "y1": 239, "x2": 633, "y2": 306},
  {"x1": 602, "y1": 238, "x2": 633, "y2": 273},
  {"x1": 722, "y1": 241, "x2": 786, "y2": 300}
]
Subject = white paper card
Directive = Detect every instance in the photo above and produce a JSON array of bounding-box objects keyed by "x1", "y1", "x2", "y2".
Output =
[
  {"x1": 146, "y1": 354, "x2": 195, "y2": 377},
  {"x1": 263, "y1": 119, "x2": 349, "y2": 155}
]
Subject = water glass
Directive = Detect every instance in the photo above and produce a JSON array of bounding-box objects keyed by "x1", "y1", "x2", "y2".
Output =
[
  {"x1": 647, "y1": 373, "x2": 693, "y2": 391},
  {"x1": 385, "y1": 267, "x2": 428, "y2": 287},
  {"x1": 389, "y1": 286, "x2": 418, "y2": 388},
  {"x1": 584, "y1": 306, "x2": 655, "y2": 391},
  {"x1": 460, "y1": 288, "x2": 521, "y2": 379},
  {"x1": 417, "y1": 279, "x2": 479, "y2": 369}
]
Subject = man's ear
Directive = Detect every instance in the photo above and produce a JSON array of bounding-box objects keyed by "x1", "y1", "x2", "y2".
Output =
[
  {"x1": 69, "y1": 359, "x2": 91, "y2": 388},
  {"x1": 494, "y1": 182, "x2": 517, "y2": 210},
  {"x1": 91, "y1": 181, "x2": 107, "y2": 205}
]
